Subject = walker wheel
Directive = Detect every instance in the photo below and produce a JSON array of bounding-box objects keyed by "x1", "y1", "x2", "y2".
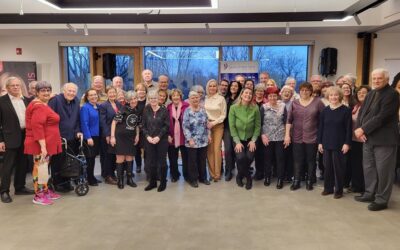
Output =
[{"x1": 75, "y1": 184, "x2": 89, "y2": 196}]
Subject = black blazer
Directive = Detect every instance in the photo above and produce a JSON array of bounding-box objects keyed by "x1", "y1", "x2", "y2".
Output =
[
  {"x1": 357, "y1": 84, "x2": 399, "y2": 146},
  {"x1": 99, "y1": 100, "x2": 122, "y2": 137},
  {"x1": 0, "y1": 94, "x2": 29, "y2": 149}
]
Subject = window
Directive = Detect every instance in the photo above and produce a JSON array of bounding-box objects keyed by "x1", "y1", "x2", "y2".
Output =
[
  {"x1": 144, "y1": 46, "x2": 219, "y2": 98},
  {"x1": 222, "y1": 46, "x2": 249, "y2": 61},
  {"x1": 253, "y1": 46, "x2": 309, "y2": 87},
  {"x1": 66, "y1": 46, "x2": 90, "y2": 98},
  {"x1": 116, "y1": 55, "x2": 134, "y2": 91}
]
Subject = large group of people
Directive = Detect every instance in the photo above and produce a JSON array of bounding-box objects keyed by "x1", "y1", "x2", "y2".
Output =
[{"x1": 0, "y1": 68, "x2": 399, "y2": 212}]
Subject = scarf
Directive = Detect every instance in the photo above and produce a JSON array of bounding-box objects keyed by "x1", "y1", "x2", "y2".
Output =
[{"x1": 172, "y1": 102, "x2": 183, "y2": 147}]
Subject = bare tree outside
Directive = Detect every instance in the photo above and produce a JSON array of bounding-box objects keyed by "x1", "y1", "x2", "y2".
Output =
[
  {"x1": 222, "y1": 46, "x2": 249, "y2": 61},
  {"x1": 67, "y1": 46, "x2": 90, "y2": 97}
]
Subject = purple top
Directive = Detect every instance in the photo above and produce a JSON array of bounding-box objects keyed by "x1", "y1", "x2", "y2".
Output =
[{"x1": 287, "y1": 97, "x2": 325, "y2": 144}]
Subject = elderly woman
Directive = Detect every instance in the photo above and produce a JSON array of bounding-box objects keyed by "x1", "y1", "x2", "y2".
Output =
[
  {"x1": 229, "y1": 88, "x2": 261, "y2": 190},
  {"x1": 253, "y1": 83, "x2": 267, "y2": 181},
  {"x1": 284, "y1": 82, "x2": 325, "y2": 191},
  {"x1": 142, "y1": 90, "x2": 170, "y2": 192},
  {"x1": 134, "y1": 83, "x2": 147, "y2": 174},
  {"x1": 285, "y1": 77, "x2": 299, "y2": 99},
  {"x1": 348, "y1": 85, "x2": 371, "y2": 193},
  {"x1": 80, "y1": 88, "x2": 101, "y2": 186},
  {"x1": 205, "y1": 79, "x2": 227, "y2": 182},
  {"x1": 318, "y1": 86, "x2": 352, "y2": 199},
  {"x1": 187, "y1": 85, "x2": 205, "y2": 107},
  {"x1": 158, "y1": 89, "x2": 169, "y2": 107},
  {"x1": 110, "y1": 91, "x2": 140, "y2": 189},
  {"x1": 167, "y1": 89, "x2": 189, "y2": 182},
  {"x1": 223, "y1": 80, "x2": 242, "y2": 181},
  {"x1": 261, "y1": 87, "x2": 287, "y2": 189},
  {"x1": 24, "y1": 81, "x2": 62, "y2": 205},
  {"x1": 99, "y1": 86, "x2": 122, "y2": 185},
  {"x1": 183, "y1": 91, "x2": 211, "y2": 187}
]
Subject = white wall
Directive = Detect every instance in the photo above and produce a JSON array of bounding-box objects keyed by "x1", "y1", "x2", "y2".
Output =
[
  {"x1": 373, "y1": 32, "x2": 400, "y2": 81},
  {"x1": 0, "y1": 33, "x2": 358, "y2": 93}
]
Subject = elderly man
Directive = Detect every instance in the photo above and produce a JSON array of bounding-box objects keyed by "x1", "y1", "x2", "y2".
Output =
[
  {"x1": 81, "y1": 75, "x2": 107, "y2": 105},
  {"x1": 26, "y1": 80, "x2": 37, "y2": 101},
  {"x1": 310, "y1": 74, "x2": 323, "y2": 94},
  {"x1": 142, "y1": 69, "x2": 158, "y2": 92},
  {"x1": 218, "y1": 79, "x2": 229, "y2": 97},
  {"x1": 157, "y1": 74, "x2": 171, "y2": 105},
  {"x1": 285, "y1": 77, "x2": 299, "y2": 99},
  {"x1": 0, "y1": 77, "x2": 34, "y2": 203},
  {"x1": 235, "y1": 74, "x2": 246, "y2": 87},
  {"x1": 49, "y1": 82, "x2": 83, "y2": 192},
  {"x1": 354, "y1": 68, "x2": 399, "y2": 211},
  {"x1": 259, "y1": 71, "x2": 270, "y2": 86},
  {"x1": 112, "y1": 76, "x2": 124, "y2": 90}
]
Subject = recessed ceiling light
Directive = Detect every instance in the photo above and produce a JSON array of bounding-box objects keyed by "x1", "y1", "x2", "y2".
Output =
[{"x1": 323, "y1": 16, "x2": 353, "y2": 22}]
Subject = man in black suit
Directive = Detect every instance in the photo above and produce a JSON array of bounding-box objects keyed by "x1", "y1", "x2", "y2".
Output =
[
  {"x1": 0, "y1": 77, "x2": 34, "y2": 203},
  {"x1": 355, "y1": 68, "x2": 400, "y2": 211}
]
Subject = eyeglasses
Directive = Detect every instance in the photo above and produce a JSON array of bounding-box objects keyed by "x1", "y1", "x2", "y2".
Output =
[{"x1": 39, "y1": 88, "x2": 51, "y2": 93}]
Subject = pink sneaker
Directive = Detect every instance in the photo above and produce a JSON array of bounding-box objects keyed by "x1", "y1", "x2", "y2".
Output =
[
  {"x1": 45, "y1": 189, "x2": 61, "y2": 200},
  {"x1": 32, "y1": 192, "x2": 53, "y2": 206}
]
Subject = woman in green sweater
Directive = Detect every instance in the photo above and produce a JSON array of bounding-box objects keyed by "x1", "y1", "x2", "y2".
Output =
[{"x1": 229, "y1": 88, "x2": 261, "y2": 190}]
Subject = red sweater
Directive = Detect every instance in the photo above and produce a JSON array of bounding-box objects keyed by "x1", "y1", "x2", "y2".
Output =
[{"x1": 24, "y1": 101, "x2": 62, "y2": 156}]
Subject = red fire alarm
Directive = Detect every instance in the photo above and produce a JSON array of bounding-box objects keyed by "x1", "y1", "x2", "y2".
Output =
[{"x1": 16, "y1": 48, "x2": 22, "y2": 55}]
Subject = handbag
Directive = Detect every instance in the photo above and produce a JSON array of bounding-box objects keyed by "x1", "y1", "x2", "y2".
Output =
[{"x1": 37, "y1": 158, "x2": 49, "y2": 185}]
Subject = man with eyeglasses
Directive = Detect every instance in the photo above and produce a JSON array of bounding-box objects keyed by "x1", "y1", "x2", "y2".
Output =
[{"x1": 0, "y1": 77, "x2": 34, "y2": 203}]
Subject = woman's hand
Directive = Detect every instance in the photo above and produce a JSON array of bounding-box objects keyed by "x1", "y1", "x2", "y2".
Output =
[
  {"x1": 318, "y1": 144, "x2": 324, "y2": 154},
  {"x1": 147, "y1": 136, "x2": 154, "y2": 144},
  {"x1": 234, "y1": 143, "x2": 244, "y2": 153},
  {"x1": 168, "y1": 136, "x2": 173, "y2": 144},
  {"x1": 261, "y1": 134, "x2": 269, "y2": 146},
  {"x1": 134, "y1": 135, "x2": 139, "y2": 145},
  {"x1": 189, "y1": 139, "x2": 195, "y2": 147},
  {"x1": 207, "y1": 121, "x2": 214, "y2": 129},
  {"x1": 87, "y1": 138, "x2": 94, "y2": 146},
  {"x1": 208, "y1": 135, "x2": 212, "y2": 144},
  {"x1": 153, "y1": 136, "x2": 160, "y2": 144},
  {"x1": 283, "y1": 135, "x2": 291, "y2": 148},
  {"x1": 248, "y1": 141, "x2": 256, "y2": 152},
  {"x1": 110, "y1": 136, "x2": 116, "y2": 147},
  {"x1": 342, "y1": 144, "x2": 350, "y2": 154},
  {"x1": 106, "y1": 136, "x2": 110, "y2": 144},
  {"x1": 40, "y1": 146, "x2": 48, "y2": 160}
]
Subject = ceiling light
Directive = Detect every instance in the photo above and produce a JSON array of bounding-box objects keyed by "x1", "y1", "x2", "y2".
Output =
[
  {"x1": 84, "y1": 24, "x2": 89, "y2": 36},
  {"x1": 144, "y1": 24, "x2": 150, "y2": 35},
  {"x1": 354, "y1": 14, "x2": 362, "y2": 25},
  {"x1": 35, "y1": 0, "x2": 218, "y2": 10},
  {"x1": 66, "y1": 23, "x2": 77, "y2": 32},
  {"x1": 19, "y1": 0, "x2": 24, "y2": 15},
  {"x1": 285, "y1": 22, "x2": 290, "y2": 35},
  {"x1": 323, "y1": 16, "x2": 353, "y2": 22}
]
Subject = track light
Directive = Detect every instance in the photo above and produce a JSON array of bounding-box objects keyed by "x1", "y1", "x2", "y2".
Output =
[
  {"x1": 144, "y1": 23, "x2": 150, "y2": 35},
  {"x1": 19, "y1": 0, "x2": 24, "y2": 15},
  {"x1": 205, "y1": 23, "x2": 211, "y2": 33},
  {"x1": 286, "y1": 22, "x2": 290, "y2": 35},
  {"x1": 84, "y1": 24, "x2": 89, "y2": 36},
  {"x1": 66, "y1": 23, "x2": 77, "y2": 32},
  {"x1": 354, "y1": 14, "x2": 362, "y2": 25}
]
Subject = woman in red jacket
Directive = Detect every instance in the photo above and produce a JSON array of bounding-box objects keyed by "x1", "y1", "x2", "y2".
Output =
[{"x1": 25, "y1": 81, "x2": 62, "y2": 206}]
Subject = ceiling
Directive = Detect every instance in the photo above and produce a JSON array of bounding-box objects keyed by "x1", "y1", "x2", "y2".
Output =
[{"x1": 0, "y1": 0, "x2": 397, "y2": 36}]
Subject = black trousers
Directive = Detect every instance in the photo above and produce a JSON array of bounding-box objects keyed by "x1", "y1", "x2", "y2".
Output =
[
  {"x1": 223, "y1": 128, "x2": 235, "y2": 174},
  {"x1": 101, "y1": 137, "x2": 116, "y2": 178},
  {"x1": 284, "y1": 144, "x2": 293, "y2": 179},
  {"x1": 135, "y1": 131, "x2": 144, "y2": 170},
  {"x1": 99, "y1": 135, "x2": 106, "y2": 178},
  {"x1": 293, "y1": 143, "x2": 317, "y2": 181},
  {"x1": 187, "y1": 146, "x2": 207, "y2": 182},
  {"x1": 235, "y1": 140, "x2": 255, "y2": 179},
  {"x1": 349, "y1": 141, "x2": 365, "y2": 192},
  {"x1": 168, "y1": 145, "x2": 188, "y2": 179},
  {"x1": 0, "y1": 145, "x2": 28, "y2": 193},
  {"x1": 254, "y1": 138, "x2": 265, "y2": 178},
  {"x1": 323, "y1": 149, "x2": 346, "y2": 194},
  {"x1": 265, "y1": 141, "x2": 285, "y2": 179},
  {"x1": 145, "y1": 138, "x2": 168, "y2": 182},
  {"x1": 50, "y1": 139, "x2": 79, "y2": 187}
]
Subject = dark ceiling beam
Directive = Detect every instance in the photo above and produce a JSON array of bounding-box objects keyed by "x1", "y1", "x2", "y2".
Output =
[
  {"x1": 45, "y1": 0, "x2": 212, "y2": 8},
  {"x1": 344, "y1": 0, "x2": 387, "y2": 16},
  {"x1": 0, "y1": 12, "x2": 344, "y2": 24}
]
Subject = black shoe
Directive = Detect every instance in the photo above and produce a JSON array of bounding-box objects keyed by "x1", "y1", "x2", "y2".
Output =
[
  {"x1": 1, "y1": 192, "x2": 12, "y2": 203},
  {"x1": 276, "y1": 179, "x2": 283, "y2": 189},
  {"x1": 157, "y1": 182, "x2": 167, "y2": 192},
  {"x1": 236, "y1": 176, "x2": 244, "y2": 187},
  {"x1": 88, "y1": 179, "x2": 99, "y2": 186},
  {"x1": 368, "y1": 202, "x2": 388, "y2": 211},
  {"x1": 318, "y1": 175, "x2": 324, "y2": 181},
  {"x1": 334, "y1": 193, "x2": 343, "y2": 199},
  {"x1": 96, "y1": 178, "x2": 102, "y2": 184},
  {"x1": 15, "y1": 187, "x2": 35, "y2": 195},
  {"x1": 264, "y1": 177, "x2": 271, "y2": 187},
  {"x1": 171, "y1": 177, "x2": 179, "y2": 183},
  {"x1": 116, "y1": 163, "x2": 125, "y2": 189},
  {"x1": 189, "y1": 181, "x2": 199, "y2": 188},
  {"x1": 144, "y1": 181, "x2": 157, "y2": 191},
  {"x1": 354, "y1": 195, "x2": 374, "y2": 203},
  {"x1": 306, "y1": 181, "x2": 313, "y2": 191},
  {"x1": 225, "y1": 172, "x2": 233, "y2": 182},
  {"x1": 321, "y1": 190, "x2": 334, "y2": 196},
  {"x1": 290, "y1": 180, "x2": 300, "y2": 191},
  {"x1": 245, "y1": 177, "x2": 252, "y2": 190},
  {"x1": 136, "y1": 167, "x2": 141, "y2": 173},
  {"x1": 200, "y1": 179, "x2": 211, "y2": 185}
]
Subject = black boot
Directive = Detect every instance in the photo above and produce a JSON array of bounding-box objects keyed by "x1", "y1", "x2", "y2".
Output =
[
  {"x1": 125, "y1": 161, "x2": 137, "y2": 188},
  {"x1": 116, "y1": 163, "x2": 125, "y2": 189},
  {"x1": 264, "y1": 176, "x2": 271, "y2": 186},
  {"x1": 225, "y1": 171, "x2": 233, "y2": 182},
  {"x1": 236, "y1": 175, "x2": 244, "y2": 187},
  {"x1": 157, "y1": 180, "x2": 167, "y2": 192},
  {"x1": 290, "y1": 180, "x2": 301, "y2": 190},
  {"x1": 245, "y1": 176, "x2": 252, "y2": 190},
  {"x1": 144, "y1": 180, "x2": 157, "y2": 191},
  {"x1": 306, "y1": 181, "x2": 314, "y2": 191},
  {"x1": 276, "y1": 179, "x2": 283, "y2": 189}
]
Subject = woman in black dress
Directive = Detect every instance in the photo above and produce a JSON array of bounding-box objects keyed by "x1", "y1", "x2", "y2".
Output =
[{"x1": 110, "y1": 91, "x2": 140, "y2": 189}]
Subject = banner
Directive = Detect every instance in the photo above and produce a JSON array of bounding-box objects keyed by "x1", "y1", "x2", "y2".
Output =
[
  {"x1": 0, "y1": 61, "x2": 37, "y2": 96},
  {"x1": 219, "y1": 61, "x2": 259, "y2": 83}
]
